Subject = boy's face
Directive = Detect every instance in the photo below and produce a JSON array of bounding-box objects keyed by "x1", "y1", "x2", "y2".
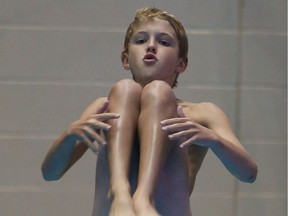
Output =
[{"x1": 122, "y1": 18, "x2": 186, "y2": 87}]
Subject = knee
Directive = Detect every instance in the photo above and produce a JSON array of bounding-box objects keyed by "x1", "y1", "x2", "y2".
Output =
[
  {"x1": 141, "y1": 81, "x2": 176, "y2": 105},
  {"x1": 109, "y1": 79, "x2": 142, "y2": 99}
]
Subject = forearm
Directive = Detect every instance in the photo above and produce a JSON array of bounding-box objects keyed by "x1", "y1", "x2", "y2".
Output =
[
  {"x1": 41, "y1": 132, "x2": 87, "y2": 181},
  {"x1": 210, "y1": 135, "x2": 258, "y2": 183}
]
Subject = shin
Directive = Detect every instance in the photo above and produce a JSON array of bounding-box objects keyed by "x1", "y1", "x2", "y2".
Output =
[{"x1": 134, "y1": 81, "x2": 178, "y2": 214}]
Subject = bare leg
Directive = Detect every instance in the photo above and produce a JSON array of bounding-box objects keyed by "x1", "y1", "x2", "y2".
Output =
[
  {"x1": 133, "y1": 81, "x2": 178, "y2": 216},
  {"x1": 107, "y1": 79, "x2": 142, "y2": 216}
]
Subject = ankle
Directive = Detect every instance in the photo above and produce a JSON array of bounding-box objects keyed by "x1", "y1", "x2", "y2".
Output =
[
  {"x1": 133, "y1": 190, "x2": 153, "y2": 207},
  {"x1": 109, "y1": 181, "x2": 131, "y2": 199},
  {"x1": 133, "y1": 193, "x2": 160, "y2": 216}
]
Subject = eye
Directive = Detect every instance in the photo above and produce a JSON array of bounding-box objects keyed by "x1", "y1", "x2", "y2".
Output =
[
  {"x1": 159, "y1": 39, "x2": 171, "y2": 46},
  {"x1": 131, "y1": 33, "x2": 148, "y2": 45},
  {"x1": 135, "y1": 38, "x2": 147, "y2": 44},
  {"x1": 157, "y1": 34, "x2": 174, "y2": 47}
]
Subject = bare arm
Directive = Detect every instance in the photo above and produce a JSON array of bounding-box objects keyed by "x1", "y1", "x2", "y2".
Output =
[
  {"x1": 203, "y1": 103, "x2": 257, "y2": 182},
  {"x1": 161, "y1": 103, "x2": 258, "y2": 183},
  {"x1": 41, "y1": 98, "x2": 119, "y2": 181}
]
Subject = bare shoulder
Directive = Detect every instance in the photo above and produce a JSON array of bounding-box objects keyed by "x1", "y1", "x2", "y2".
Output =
[
  {"x1": 178, "y1": 101, "x2": 225, "y2": 127},
  {"x1": 179, "y1": 100, "x2": 237, "y2": 144}
]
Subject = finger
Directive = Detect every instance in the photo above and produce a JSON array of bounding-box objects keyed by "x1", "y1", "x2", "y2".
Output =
[
  {"x1": 92, "y1": 132, "x2": 107, "y2": 146},
  {"x1": 86, "y1": 119, "x2": 112, "y2": 131},
  {"x1": 90, "y1": 113, "x2": 120, "y2": 121},
  {"x1": 161, "y1": 117, "x2": 190, "y2": 126},
  {"x1": 162, "y1": 122, "x2": 195, "y2": 133},
  {"x1": 180, "y1": 132, "x2": 203, "y2": 148},
  {"x1": 168, "y1": 129, "x2": 197, "y2": 140},
  {"x1": 168, "y1": 131, "x2": 187, "y2": 140},
  {"x1": 179, "y1": 137, "x2": 195, "y2": 148},
  {"x1": 74, "y1": 129, "x2": 99, "y2": 154},
  {"x1": 83, "y1": 138, "x2": 99, "y2": 154},
  {"x1": 81, "y1": 126, "x2": 107, "y2": 145}
]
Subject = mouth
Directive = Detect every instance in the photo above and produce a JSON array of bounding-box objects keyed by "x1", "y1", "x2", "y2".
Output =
[{"x1": 143, "y1": 54, "x2": 158, "y2": 63}]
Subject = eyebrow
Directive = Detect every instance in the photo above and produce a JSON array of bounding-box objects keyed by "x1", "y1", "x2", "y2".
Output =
[{"x1": 132, "y1": 31, "x2": 175, "y2": 39}]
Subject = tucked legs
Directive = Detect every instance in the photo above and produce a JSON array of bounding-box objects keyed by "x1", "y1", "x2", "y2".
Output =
[{"x1": 107, "y1": 80, "x2": 178, "y2": 216}]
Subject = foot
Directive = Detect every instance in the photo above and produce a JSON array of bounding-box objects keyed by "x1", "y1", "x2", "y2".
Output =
[{"x1": 133, "y1": 194, "x2": 161, "y2": 216}]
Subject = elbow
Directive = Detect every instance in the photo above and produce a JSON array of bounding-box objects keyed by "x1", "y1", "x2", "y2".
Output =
[
  {"x1": 41, "y1": 165, "x2": 62, "y2": 182},
  {"x1": 241, "y1": 173, "x2": 257, "y2": 183},
  {"x1": 42, "y1": 171, "x2": 60, "y2": 182},
  {"x1": 42, "y1": 173, "x2": 61, "y2": 182},
  {"x1": 240, "y1": 164, "x2": 258, "y2": 183}
]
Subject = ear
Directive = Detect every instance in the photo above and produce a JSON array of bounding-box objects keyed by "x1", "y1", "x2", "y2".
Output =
[
  {"x1": 121, "y1": 51, "x2": 130, "y2": 70},
  {"x1": 175, "y1": 58, "x2": 187, "y2": 74}
]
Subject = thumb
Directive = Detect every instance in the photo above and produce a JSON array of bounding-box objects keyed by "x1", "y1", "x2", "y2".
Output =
[
  {"x1": 177, "y1": 106, "x2": 185, "y2": 117},
  {"x1": 96, "y1": 99, "x2": 109, "y2": 114}
]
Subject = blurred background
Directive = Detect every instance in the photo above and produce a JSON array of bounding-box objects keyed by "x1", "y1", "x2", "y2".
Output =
[{"x1": 0, "y1": 0, "x2": 286, "y2": 215}]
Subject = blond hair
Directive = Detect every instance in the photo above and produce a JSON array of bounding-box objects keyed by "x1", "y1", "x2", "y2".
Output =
[{"x1": 123, "y1": 8, "x2": 189, "y2": 87}]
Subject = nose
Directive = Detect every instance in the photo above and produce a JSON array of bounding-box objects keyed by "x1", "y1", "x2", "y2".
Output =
[{"x1": 146, "y1": 40, "x2": 157, "y2": 53}]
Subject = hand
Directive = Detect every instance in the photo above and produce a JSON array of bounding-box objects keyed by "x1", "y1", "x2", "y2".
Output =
[
  {"x1": 161, "y1": 106, "x2": 218, "y2": 148},
  {"x1": 67, "y1": 100, "x2": 120, "y2": 153}
]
